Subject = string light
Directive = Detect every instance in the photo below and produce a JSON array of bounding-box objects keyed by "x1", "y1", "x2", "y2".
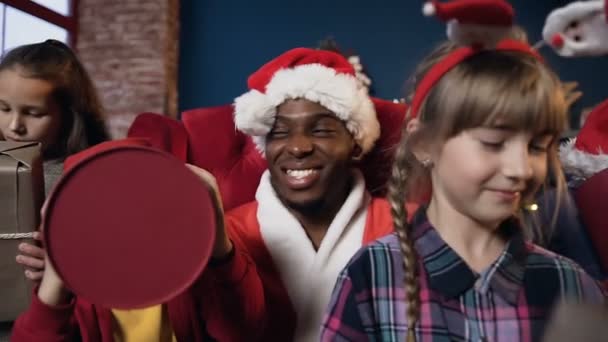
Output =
[{"x1": 525, "y1": 203, "x2": 539, "y2": 211}]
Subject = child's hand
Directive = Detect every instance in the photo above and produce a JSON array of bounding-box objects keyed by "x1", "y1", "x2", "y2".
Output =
[
  {"x1": 35, "y1": 202, "x2": 72, "y2": 306},
  {"x1": 185, "y1": 164, "x2": 233, "y2": 259},
  {"x1": 37, "y1": 249, "x2": 72, "y2": 306},
  {"x1": 16, "y1": 231, "x2": 45, "y2": 281}
]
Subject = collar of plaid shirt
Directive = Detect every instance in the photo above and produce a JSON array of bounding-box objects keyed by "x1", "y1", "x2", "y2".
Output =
[{"x1": 411, "y1": 208, "x2": 528, "y2": 305}]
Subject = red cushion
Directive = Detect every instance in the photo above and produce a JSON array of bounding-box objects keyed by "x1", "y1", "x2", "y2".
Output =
[
  {"x1": 182, "y1": 105, "x2": 267, "y2": 211},
  {"x1": 360, "y1": 98, "x2": 407, "y2": 196},
  {"x1": 127, "y1": 99, "x2": 408, "y2": 211},
  {"x1": 127, "y1": 113, "x2": 189, "y2": 162}
]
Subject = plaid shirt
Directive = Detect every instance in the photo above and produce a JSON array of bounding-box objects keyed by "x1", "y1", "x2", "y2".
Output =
[{"x1": 321, "y1": 209, "x2": 605, "y2": 342}]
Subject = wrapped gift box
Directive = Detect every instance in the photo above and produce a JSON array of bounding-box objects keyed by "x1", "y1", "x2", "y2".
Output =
[{"x1": 0, "y1": 142, "x2": 44, "y2": 321}]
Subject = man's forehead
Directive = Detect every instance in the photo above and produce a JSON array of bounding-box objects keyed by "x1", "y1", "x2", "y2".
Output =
[
  {"x1": 274, "y1": 111, "x2": 341, "y2": 124},
  {"x1": 277, "y1": 98, "x2": 330, "y2": 112},
  {"x1": 274, "y1": 98, "x2": 344, "y2": 125}
]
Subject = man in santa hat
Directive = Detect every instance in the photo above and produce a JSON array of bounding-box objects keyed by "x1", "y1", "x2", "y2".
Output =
[
  {"x1": 192, "y1": 47, "x2": 413, "y2": 342},
  {"x1": 9, "y1": 45, "x2": 408, "y2": 341}
]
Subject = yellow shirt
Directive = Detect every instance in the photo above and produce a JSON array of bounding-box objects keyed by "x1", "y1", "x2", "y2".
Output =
[{"x1": 112, "y1": 305, "x2": 177, "y2": 342}]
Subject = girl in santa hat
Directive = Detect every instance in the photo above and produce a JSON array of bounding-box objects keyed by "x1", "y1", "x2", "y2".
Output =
[{"x1": 321, "y1": 1, "x2": 605, "y2": 341}]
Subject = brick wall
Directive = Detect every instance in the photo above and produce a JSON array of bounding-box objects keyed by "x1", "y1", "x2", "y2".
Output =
[{"x1": 76, "y1": 0, "x2": 179, "y2": 138}]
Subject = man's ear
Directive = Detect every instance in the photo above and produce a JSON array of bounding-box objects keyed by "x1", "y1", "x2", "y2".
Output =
[{"x1": 351, "y1": 144, "x2": 364, "y2": 162}]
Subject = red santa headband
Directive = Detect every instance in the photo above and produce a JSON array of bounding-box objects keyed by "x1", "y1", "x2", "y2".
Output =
[
  {"x1": 233, "y1": 47, "x2": 379, "y2": 155},
  {"x1": 411, "y1": 1, "x2": 542, "y2": 119},
  {"x1": 560, "y1": 99, "x2": 608, "y2": 179}
]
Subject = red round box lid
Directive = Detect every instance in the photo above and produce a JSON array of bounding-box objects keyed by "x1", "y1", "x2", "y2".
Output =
[{"x1": 44, "y1": 143, "x2": 216, "y2": 309}]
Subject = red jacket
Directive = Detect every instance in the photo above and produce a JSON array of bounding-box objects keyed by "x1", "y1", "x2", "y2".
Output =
[
  {"x1": 11, "y1": 198, "x2": 406, "y2": 342},
  {"x1": 223, "y1": 197, "x2": 403, "y2": 341},
  {"x1": 11, "y1": 245, "x2": 265, "y2": 342}
]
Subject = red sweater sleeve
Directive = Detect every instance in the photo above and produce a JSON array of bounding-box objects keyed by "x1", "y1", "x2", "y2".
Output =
[
  {"x1": 11, "y1": 289, "x2": 80, "y2": 342},
  {"x1": 197, "y1": 214, "x2": 267, "y2": 342}
]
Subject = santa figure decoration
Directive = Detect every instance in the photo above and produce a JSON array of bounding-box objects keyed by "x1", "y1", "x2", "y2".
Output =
[{"x1": 543, "y1": 0, "x2": 608, "y2": 57}]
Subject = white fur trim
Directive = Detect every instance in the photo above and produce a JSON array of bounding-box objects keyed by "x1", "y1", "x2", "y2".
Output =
[
  {"x1": 560, "y1": 138, "x2": 608, "y2": 179},
  {"x1": 543, "y1": 0, "x2": 608, "y2": 57},
  {"x1": 256, "y1": 169, "x2": 369, "y2": 341},
  {"x1": 233, "y1": 90, "x2": 276, "y2": 136},
  {"x1": 233, "y1": 63, "x2": 379, "y2": 156},
  {"x1": 423, "y1": 2, "x2": 436, "y2": 17},
  {"x1": 447, "y1": 21, "x2": 512, "y2": 47}
]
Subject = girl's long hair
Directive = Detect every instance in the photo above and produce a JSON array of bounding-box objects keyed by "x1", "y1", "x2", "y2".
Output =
[
  {"x1": 0, "y1": 40, "x2": 108, "y2": 159},
  {"x1": 389, "y1": 44, "x2": 568, "y2": 341}
]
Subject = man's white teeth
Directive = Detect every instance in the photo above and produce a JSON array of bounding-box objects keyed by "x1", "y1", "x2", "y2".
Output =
[{"x1": 286, "y1": 169, "x2": 315, "y2": 178}]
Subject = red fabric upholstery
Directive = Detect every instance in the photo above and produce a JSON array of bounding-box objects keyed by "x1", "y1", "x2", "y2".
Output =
[
  {"x1": 127, "y1": 99, "x2": 407, "y2": 211},
  {"x1": 575, "y1": 169, "x2": 608, "y2": 271},
  {"x1": 127, "y1": 112, "x2": 189, "y2": 162},
  {"x1": 182, "y1": 105, "x2": 267, "y2": 211},
  {"x1": 360, "y1": 98, "x2": 408, "y2": 196}
]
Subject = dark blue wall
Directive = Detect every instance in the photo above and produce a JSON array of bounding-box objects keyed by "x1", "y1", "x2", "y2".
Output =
[{"x1": 179, "y1": 0, "x2": 607, "y2": 126}]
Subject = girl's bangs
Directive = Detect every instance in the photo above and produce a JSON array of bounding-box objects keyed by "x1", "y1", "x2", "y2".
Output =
[{"x1": 427, "y1": 52, "x2": 567, "y2": 139}]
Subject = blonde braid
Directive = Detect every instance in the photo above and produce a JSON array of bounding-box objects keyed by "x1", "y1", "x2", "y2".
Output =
[{"x1": 387, "y1": 128, "x2": 420, "y2": 342}]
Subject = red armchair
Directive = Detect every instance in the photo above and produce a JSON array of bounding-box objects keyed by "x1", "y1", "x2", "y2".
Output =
[
  {"x1": 127, "y1": 98, "x2": 407, "y2": 211},
  {"x1": 575, "y1": 169, "x2": 608, "y2": 280}
]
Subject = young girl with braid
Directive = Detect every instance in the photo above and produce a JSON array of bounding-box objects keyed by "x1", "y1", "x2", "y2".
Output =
[{"x1": 320, "y1": 39, "x2": 605, "y2": 342}]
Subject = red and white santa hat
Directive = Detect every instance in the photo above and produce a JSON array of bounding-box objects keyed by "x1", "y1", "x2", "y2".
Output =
[
  {"x1": 233, "y1": 48, "x2": 379, "y2": 155},
  {"x1": 422, "y1": 0, "x2": 515, "y2": 47},
  {"x1": 560, "y1": 99, "x2": 608, "y2": 179}
]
